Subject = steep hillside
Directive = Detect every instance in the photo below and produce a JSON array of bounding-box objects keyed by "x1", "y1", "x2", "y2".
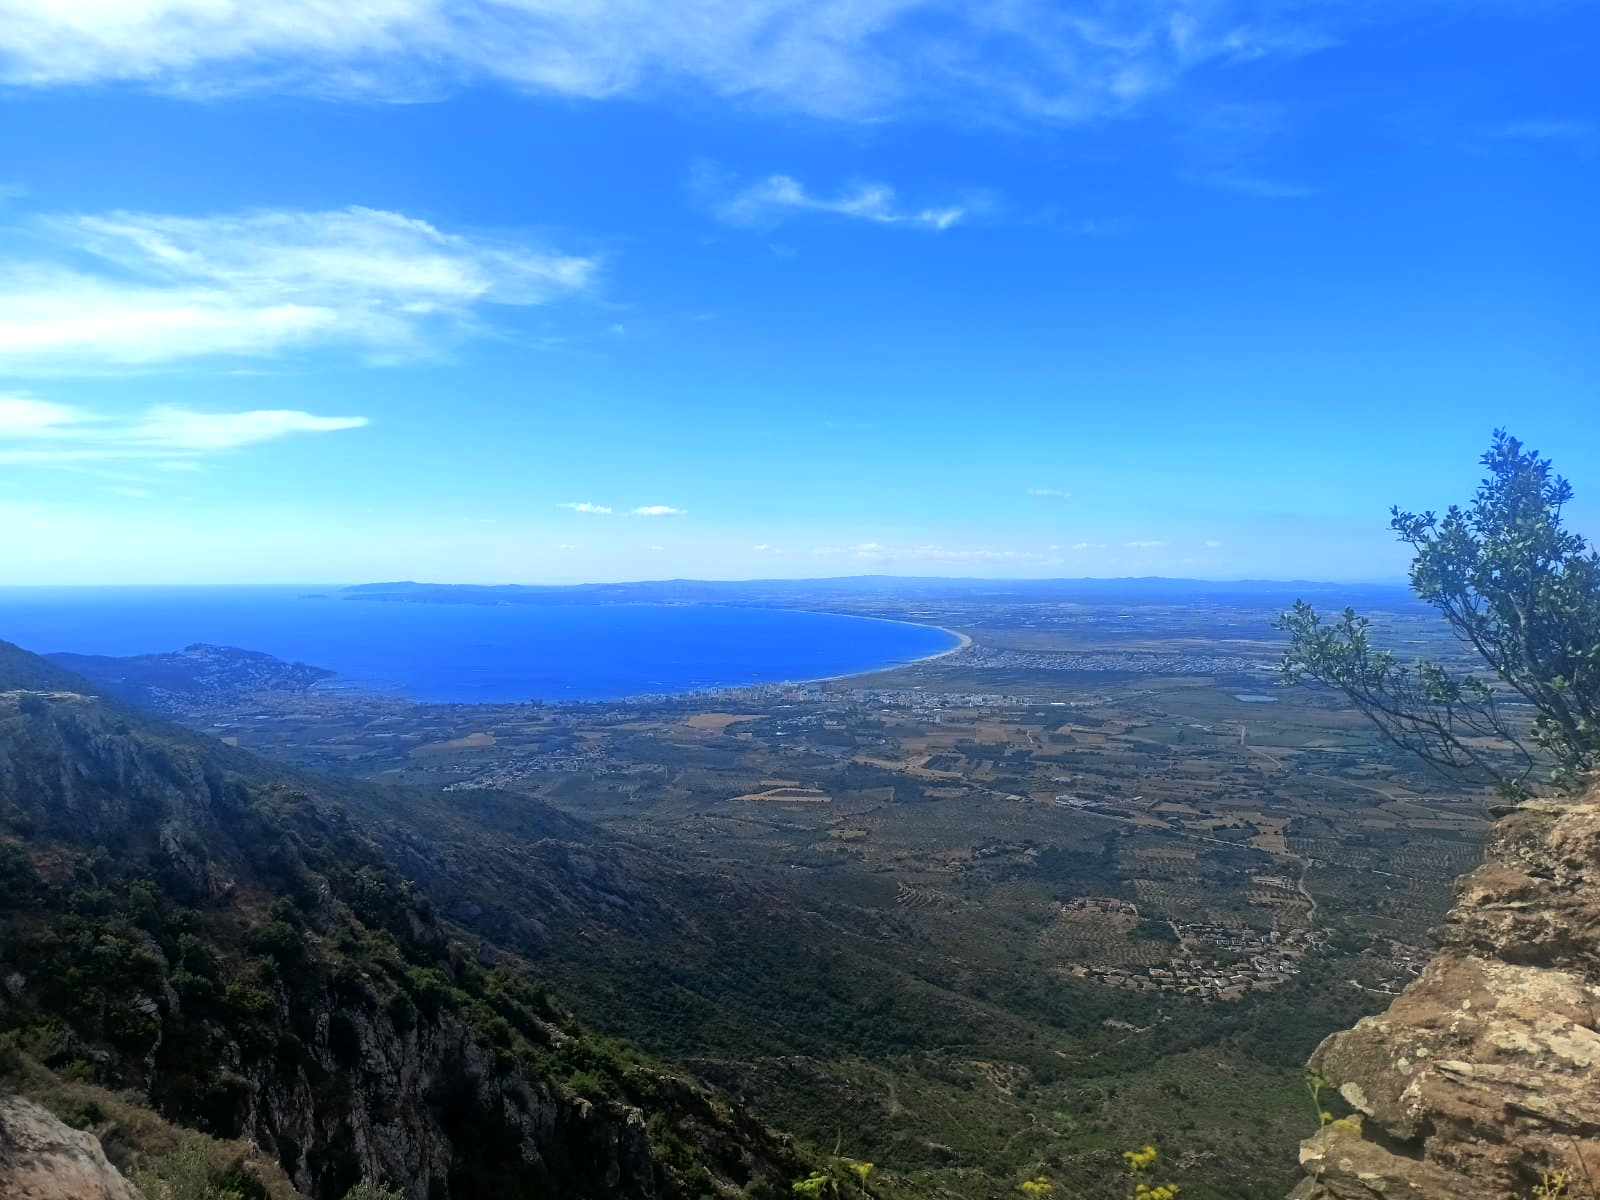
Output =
[
  {"x1": 0, "y1": 641, "x2": 812, "y2": 1200},
  {"x1": 0, "y1": 636, "x2": 1376, "y2": 1200},
  {"x1": 1291, "y1": 787, "x2": 1600, "y2": 1198},
  {"x1": 46, "y1": 644, "x2": 333, "y2": 714}
]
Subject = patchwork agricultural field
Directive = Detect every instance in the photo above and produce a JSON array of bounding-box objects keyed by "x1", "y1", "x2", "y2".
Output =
[{"x1": 145, "y1": 583, "x2": 1494, "y2": 1199}]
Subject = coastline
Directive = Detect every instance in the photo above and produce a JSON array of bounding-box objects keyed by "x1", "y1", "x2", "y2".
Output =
[
  {"x1": 795, "y1": 621, "x2": 972, "y2": 688},
  {"x1": 39, "y1": 596, "x2": 974, "y2": 708},
  {"x1": 418, "y1": 613, "x2": 974, "y2": 704}
]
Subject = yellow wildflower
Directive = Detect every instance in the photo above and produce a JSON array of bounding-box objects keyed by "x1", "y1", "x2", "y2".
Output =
[{"x1": 1123, "y1": 1146, "x2": 1159, "y2": 1172}]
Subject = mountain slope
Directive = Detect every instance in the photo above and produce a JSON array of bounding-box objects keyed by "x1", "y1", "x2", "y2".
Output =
[
  {"x1": 0, "y1": 640, "x2": 812, "y2": 1200},
  {"x1": 46, "y1": 644, "x2": 333, "y2": 714}
]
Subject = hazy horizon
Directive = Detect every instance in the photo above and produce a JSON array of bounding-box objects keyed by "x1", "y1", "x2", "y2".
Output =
[{"x1": 0, "y1": 572, "x2": 1420, "y2": 590}]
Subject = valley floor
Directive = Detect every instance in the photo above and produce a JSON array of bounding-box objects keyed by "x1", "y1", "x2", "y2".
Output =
[{"x1": 110, "y1": 588, "x2": 1488, "y2": 1198}]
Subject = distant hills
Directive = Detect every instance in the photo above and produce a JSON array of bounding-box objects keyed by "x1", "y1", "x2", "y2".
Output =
[
  {"x1": 47, "y1": 643, "x2": 333, "y2": 713},
  {"x1": 345, "y1": 575, "x2": 1414, "y2": 606}
]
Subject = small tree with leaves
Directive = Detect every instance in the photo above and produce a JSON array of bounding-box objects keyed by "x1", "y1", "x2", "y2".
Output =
[{"x1": 1277, "y1": 430, "x2": 1600, "y2": 798}]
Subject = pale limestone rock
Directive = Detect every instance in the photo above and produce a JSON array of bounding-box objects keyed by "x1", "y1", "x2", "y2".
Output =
[
  {"x1": 0, "y1": 1093, "x2": 142, "y2": 1200},
  {"x1": 1292, "y1": 790, "x2": 1600, "y2": 1198}
]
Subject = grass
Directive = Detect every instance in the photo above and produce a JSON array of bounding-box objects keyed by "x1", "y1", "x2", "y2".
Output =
[{"x1": 0, "y1": 1044, "x2": 306, "y2": 1200}]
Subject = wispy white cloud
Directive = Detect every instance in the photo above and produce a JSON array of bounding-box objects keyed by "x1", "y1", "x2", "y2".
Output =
[
  {"x1": 0, "y1": 397, "x2": 368, "y2": 465},
  {"x1": 0, "y1": 1, "x2": 1329, "y2": 123},
  {"x1": 1071, "y1": 541, "x2": 1105, "y2": 550},
  {"x1": 1125, "y1": 539, "x2": 1166, "y2": 548},
  {"x1": 714, "y1": 173, "x2": 965, "y2": 230},
  {"x1": 132, "y1": 407, "x2": 369, "y2": 451},
  {"x1": 1027, "y1": 487, "x2": 1070, "y2": 498},
  {"x1": 0, "y1": 395, "x2": 84, "y2": 435},
  {"x1": 0, "y1": 206, "x2": 595, "y2": 371},
  {"x1": 1181, "y1": 170, "x2": 1318, "y2": 198},
  {"x1": 555, "y1": 501, "x2": 684, "y2": 516},
  {"x1": 1204, "y1": 539, "x2": 1223, "y2": 548}
]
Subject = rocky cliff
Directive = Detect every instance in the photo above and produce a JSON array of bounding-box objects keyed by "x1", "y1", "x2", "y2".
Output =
[
  {"x1": 1292, "y1": 786, "x2": 1600, "y2": 1198},
  {"x1": 0, "y1": 641, "x2": 808, "y2": 1200}
]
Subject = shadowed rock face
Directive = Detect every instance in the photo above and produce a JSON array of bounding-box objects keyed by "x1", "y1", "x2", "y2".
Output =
[
  {"x1": 1292, "y1": 789, "x2": 1600, "y2": 1199},
  {"x1": 0, "y1": 1094, "x2": 142, "y2": 1200}
]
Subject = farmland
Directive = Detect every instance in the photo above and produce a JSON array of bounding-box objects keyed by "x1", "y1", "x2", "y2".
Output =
[{"x1": 134, "y1": 582, "x2": 1492, "y2": 1198}]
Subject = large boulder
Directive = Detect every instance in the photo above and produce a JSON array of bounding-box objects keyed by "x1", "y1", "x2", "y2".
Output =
[
  {"x1": 1291, "y1": 791, "x2": 1600, "y2": 1198},
  {"x1": 0, "y1": 1093, "x2": 143, "y2": 1200}
]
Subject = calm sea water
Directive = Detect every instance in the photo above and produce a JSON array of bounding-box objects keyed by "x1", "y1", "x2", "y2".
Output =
[{"x1": 0, "y1": 587, "x2": 957, "y2": 703}]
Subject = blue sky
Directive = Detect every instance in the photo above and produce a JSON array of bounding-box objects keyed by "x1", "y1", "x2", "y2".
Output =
[{"x1": 0, "y1": 0, "x2": 1594, "y2": 585}]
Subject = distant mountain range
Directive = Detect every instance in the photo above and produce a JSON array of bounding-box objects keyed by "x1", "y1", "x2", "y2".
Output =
[{"x1": 344, "y1": 575, "x2": 1414, "y2": 606}]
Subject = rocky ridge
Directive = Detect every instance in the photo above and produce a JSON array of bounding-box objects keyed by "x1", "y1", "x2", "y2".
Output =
[{"x1": 1292, "y1": 785, "x2": 1600, "y2": 1198}]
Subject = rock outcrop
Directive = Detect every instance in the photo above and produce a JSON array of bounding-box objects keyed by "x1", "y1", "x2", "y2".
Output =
[
  {"x1": 1292, "y1": 788, "x2": 1600, "y2": 1198},
  {"x1": 0, "y1": 1094, "x2": 143, "y2": 1200}
]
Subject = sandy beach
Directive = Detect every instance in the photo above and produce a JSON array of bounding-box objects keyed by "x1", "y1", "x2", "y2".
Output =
[{"x1": 803, "y1": 621, "x2": 972, "y2": 687}]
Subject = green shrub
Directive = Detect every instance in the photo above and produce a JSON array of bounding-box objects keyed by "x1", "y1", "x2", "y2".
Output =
[
  {"x1": 134, "y1": 1143, "x2": 268, "y2": 1200},
  {"x1": 566, "y1": 1068, "x2": 609, "y2": 1103},
  {"x1": 341, "y1": 1180, "x2": 404, "y2": 1200}
]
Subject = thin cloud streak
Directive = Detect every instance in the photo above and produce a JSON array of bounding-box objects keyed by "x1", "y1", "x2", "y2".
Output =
[
  {"x1": 715, "y1": 174, "x2": 964, "y2": 230},
  {"x1": 0, "y1": 206, "x2": 595, "y2": 371},
  {"x1": 0, "y1": 399, "x2": 368, "y2": 465}
]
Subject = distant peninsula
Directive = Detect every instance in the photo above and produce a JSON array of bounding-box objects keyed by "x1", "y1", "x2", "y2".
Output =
[{"x1": 46, "y1": 643, "x2": 334, "y2": 714}]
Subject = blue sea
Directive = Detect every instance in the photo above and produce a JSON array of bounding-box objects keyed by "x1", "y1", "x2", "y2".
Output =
[{"x1": 0, "y1": 587, "x2": 958, "y2": 703}]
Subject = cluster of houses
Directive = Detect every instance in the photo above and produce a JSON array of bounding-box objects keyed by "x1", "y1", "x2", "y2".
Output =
[
  {"x1": 954, "y1": 646, "x2": 1269, "y2": 676},
  {"x1": 1067, "y1": 914, "x2": 1327, "y2": 1001}
]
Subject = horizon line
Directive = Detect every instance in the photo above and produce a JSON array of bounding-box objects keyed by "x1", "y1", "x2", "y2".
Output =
[{"x1": 0, "y1": 573, "x2": 1413, "y2": 590}]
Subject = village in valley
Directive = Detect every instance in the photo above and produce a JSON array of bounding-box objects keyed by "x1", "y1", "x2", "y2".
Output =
[{"x1": 124, "y1": 586, "x2": 1482, "y2": 1017}]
